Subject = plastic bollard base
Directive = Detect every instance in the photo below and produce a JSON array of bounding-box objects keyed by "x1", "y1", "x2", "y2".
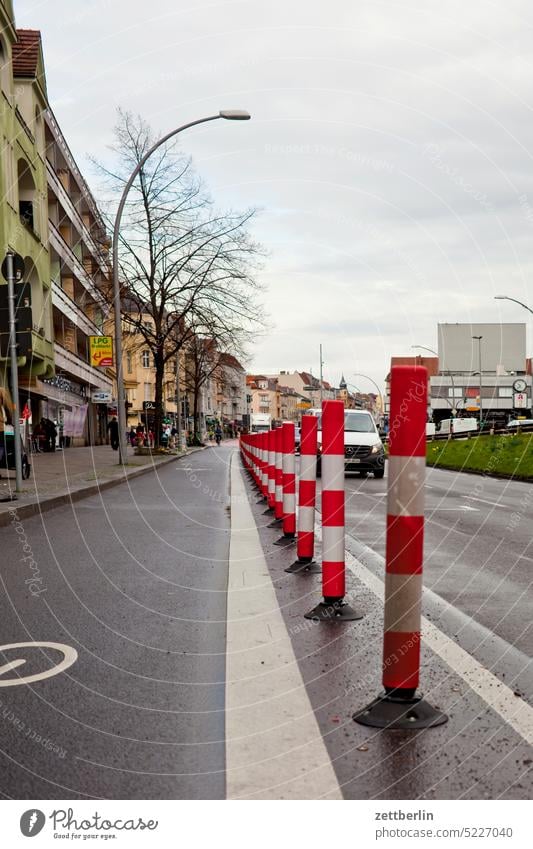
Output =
[
  {"x1": 285, "y1": 559, "x2": 321, "y2": 574},
  {"x1": 267, "y1": 517, "x2": 283, "y2": 528},
  {"x1": 353, "y1": 691, "x2": 448, "y2": 729},
  {"x1": 304, "y1": 598, "x2": 363, "y2": 622},
  {"x1": 273, "y1": 534, "x2": 296, "y2": 547}
]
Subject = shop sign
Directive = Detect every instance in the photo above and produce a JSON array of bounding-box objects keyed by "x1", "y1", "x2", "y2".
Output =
[
  {"x1": 89, "y1": 336, "x2": 113, "y2": 368},
  {"x1": 92, "y1": 391, "x2": 112, "y2": 404}
]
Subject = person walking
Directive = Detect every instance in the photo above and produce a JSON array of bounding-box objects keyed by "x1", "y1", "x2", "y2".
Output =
[
  {"x1": 107, "y1": 416, "x2": 120, "y2": 451},
  {"x1": 0, "y1": 386, "x2": 13, "y2": 471}
]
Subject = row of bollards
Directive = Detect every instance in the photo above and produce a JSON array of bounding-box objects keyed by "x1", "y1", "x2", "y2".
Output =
[{"x1": 239, "y1": 366, "x2": 448, "y2": 730}]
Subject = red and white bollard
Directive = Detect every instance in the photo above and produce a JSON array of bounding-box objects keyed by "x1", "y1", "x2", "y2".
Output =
[
  {"x1": 286, "y1": 415, "x2": 320, "y2": 573},
  {"x1": 266, "y1": 429, "x2": 276, "y2": 512},
  {"x1": 354, "y1": 365, "x2": 447, "y2": 729},
  {"x1": 268, "y1": 426, "x2": 284, "y2": 527},
  {"x1": 259, "y1": 431, "x2": 268, "y2": 501},
  {"x1": 275, "y1": 421, "x2": 296, "y2": 546},
  {"x1": 305, "y1": 400, "x2": 362, "y2": 621}
]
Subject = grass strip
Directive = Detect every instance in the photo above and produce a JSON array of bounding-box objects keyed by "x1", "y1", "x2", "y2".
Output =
[{"x1": 426, "y1": 432, "x2": 533, "y2": 480}]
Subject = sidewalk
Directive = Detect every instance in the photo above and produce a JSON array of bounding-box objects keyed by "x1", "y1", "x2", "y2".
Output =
[{"x1": 0, "y1": 443, "x2": 206, "y2": 526}]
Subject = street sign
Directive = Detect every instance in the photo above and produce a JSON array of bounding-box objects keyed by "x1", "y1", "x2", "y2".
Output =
[
  {"x1": 142, "y1": 401, "x2": 155, "y2": 410},
  {"x1": 1, "y1": 253, "x2": 24, "y2": 282},
  {"x1": 89, "y1": 335, "x2": 113, "y2": 367},
  {"x1": 91, "y1": 391, "x2": 113, "y2": 404}
]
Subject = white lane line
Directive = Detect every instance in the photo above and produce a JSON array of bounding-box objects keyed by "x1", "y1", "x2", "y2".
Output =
[
  {"x1": 225, "y1": 456, "x2": 342, "y2": 800},
  {"x1": 463, "y1": 496, "x2": 508, "y2": 510},
  {"x1": 429, "y1": 506, "x2": 480, "y2": 512},
  {"x1": 317, "y1": 526, "x2": 533, "y2": 745}
]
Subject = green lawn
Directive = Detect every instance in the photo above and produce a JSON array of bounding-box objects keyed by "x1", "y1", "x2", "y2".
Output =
[{"x1": 426, "y1": 433, "x2": 533, "y2": 479}]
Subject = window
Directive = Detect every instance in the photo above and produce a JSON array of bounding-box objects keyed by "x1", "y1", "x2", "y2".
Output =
[
  {"x1": 17, "y1": 159, "x2": 37, "y2": 234},
  {"x1": 499, "y1": 386, "x2": 513, "y2": 398},
  {"x1": 126, "y1": 353, "x2": 132, "y2": 373},
  {"x1": 144, "y1": 382, "x2": 151, "y2": 401},
  {"x1": 141, "y1": 350, "x2": 150, "y2": 368},
  {"x1": 0, "y1": 39, "x2": 10, "y2": 96}
]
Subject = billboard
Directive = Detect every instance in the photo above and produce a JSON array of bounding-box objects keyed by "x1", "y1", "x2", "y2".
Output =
[
  {"x1": 89, "y1": 336, "x2": 113, "y2": 368},
  {"x1": 438, "y1": 324, "x2": 526, "y2": 373}
]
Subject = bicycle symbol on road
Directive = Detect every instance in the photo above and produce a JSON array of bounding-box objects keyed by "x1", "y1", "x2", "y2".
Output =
[{"x1": 0, "y1": 642, "x2": 78, "y2": 687}]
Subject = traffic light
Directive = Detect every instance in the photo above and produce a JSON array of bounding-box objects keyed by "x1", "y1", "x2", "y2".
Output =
[{"x1": 0, "y1": 282, "x2": 33, "y2": 357}]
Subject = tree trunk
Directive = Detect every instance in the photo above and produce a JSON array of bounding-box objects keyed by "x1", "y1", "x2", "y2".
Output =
[
  {"x1": 154, "y1": 351, "x2": 165, "y2": 449},
  {"x1": 192, "y1": 382, "x2": 202, "y2": 446}
]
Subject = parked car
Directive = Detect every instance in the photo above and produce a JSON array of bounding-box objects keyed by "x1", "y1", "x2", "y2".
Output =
[
  {"x1": 307, "y1": 408, "x2": 385, "y2": 478},
  {"x1": 507, "y1": 418, "x2": 533, "y2": 429}
]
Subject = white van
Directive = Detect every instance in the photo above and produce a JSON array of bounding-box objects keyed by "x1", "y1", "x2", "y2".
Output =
[
  {"x1": 439, "y1": 417, "x2": 478, "y2": 435},
  {"x1": 307, "y1": 408, "x2": 385, "y2": 478}
]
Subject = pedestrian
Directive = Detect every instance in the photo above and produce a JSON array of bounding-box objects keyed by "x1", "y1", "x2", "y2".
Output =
[
  {"x1": 136, "y1": 422, "x2": 145, "y2": 446},
  {"x1": 107, "y1": 416, "x2": 120, "y2": 451},
  {"x1": 45, "y1": 418, "x2": 57, "y2": 451},
  {"x1": 0, "y1": 386, "x2": 13, "y2": 470},
  {"x1": 215, "y1": 423, "x2": 222, "y2": 445},
  {"x1": 148, "y1": 429, "x2": 154, "y2": 447}
]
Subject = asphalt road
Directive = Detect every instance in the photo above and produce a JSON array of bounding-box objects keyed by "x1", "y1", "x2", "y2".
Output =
[
  {"x1": 333, "y1": 465, "x2": 533, "y2": 659},
  {"x1": 252, "y1": 459, "x2": 533, "y2": 800},
  {"x1": 0, "y1": 445, "x2": 232, "y2": 799}
]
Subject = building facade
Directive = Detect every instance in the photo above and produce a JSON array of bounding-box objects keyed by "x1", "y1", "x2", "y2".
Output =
[
  {"x1": 430, "y1": 323, "x2": 531, "y2": 425},
  {"x1": 0, "y1": 9, "x2": 55, "y2": 422},
  {"x1": 44, "y1": 108, "x2": 114, "y2": 445}
]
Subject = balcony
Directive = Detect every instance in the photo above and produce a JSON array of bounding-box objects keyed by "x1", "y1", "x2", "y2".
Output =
[
  {"x1": 46, "y1": 159, "x2": 109, "y2": 277},
  {"x1": 48, "y1": 221, "x2": 107, "y2": 309},
  {"x1": 52, "y1": 280, "x2": 102, "y2": 337},
  {"x1": 54, "y1": 342, "x2": 113, "y2": 390}
]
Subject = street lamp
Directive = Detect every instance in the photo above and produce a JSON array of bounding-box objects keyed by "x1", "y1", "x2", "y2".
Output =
[
  {"x1": 411, "y1": 344, "x2": 457, "y2": 415},
  {"x1": 112, "y1": 109, "x2": 251, "y2": 463},
  {"x1": 352, "y1": 373, "x2": 384, "y2": 416},
  {"x1": 472, "y1": 336, "x2": 483, "y2": 424},
  {"x1": 494, "y1": 295, "x2": 533, "y2": 315}
]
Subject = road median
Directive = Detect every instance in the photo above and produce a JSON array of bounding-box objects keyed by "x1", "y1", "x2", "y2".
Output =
[{"x1": 426, "y1": 432, "x2": 533, "y2": 480}]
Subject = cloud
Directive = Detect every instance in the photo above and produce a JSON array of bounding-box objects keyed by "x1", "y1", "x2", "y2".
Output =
[{"x1": 16, "y1": 0, "x2": 533, "y2": 386}]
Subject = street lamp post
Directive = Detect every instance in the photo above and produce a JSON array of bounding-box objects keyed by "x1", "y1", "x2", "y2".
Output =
[
  {"x1": 411, "y1": 344, "x2": 457, "y2": 415},
  {"x1": 494, "y1": 295, "x2": 533, "y2": 316},
  {"x1": 112, "y1": 109, "x2": 251, "y2": 464},
  {"x1": 472, "y1": 336, "x2": 483, "y2": 424},
  {"x1": 352, "y1": 372, "x2": 384, "y2": 417}
]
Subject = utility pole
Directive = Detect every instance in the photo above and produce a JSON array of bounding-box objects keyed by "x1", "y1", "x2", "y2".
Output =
[
  {"x1": 319, "y1": 343, "x2": 324, "y2": 404},
  {"x1": 6, "y1": 252, "x2": 23, "y2": 493},
  {"x1": 473, "y1": 335, "x2": 483, "y2": 425}
]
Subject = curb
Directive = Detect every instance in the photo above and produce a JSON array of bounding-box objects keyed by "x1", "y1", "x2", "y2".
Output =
[{"x1": 0, "y1": 446, "x2": 209, "y2": 528}]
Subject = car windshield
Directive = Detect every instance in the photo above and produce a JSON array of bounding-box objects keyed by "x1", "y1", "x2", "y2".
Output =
[{"x1": 314, "y1": 412, "x2": 376, "y2": 433}]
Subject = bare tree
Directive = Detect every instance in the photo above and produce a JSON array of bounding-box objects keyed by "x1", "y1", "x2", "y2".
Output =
[{"x1": 94, "y1": 110, "x2": 264, "y2": 447}]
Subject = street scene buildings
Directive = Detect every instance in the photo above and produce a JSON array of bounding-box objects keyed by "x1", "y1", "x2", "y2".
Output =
[{"x1": 0, "y1": 0, "x2": 531, "y2": 825}]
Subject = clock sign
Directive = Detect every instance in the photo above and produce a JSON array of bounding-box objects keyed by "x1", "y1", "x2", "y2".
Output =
[{"x1": 513, "y1": 378, "x2": 527, "y2": 392}]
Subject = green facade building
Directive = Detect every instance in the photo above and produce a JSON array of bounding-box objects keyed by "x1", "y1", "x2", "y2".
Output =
[{"x1": 0, "y1": 0, "x2": 54, "y2": 416}]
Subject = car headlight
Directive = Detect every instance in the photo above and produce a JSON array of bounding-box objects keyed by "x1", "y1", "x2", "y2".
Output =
[{"x1": 371, "y1": 443, "x2": 383, "y2": 454}]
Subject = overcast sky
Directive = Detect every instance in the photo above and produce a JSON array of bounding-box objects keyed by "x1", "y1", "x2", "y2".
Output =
[{"x1": 17, "y1": 0, "x2": 533, "y2": 393}]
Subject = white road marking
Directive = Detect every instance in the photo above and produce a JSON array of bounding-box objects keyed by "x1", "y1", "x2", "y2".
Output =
[
  {"x1": 0, "y1": 659, "x2": 26, "y2": 676},
  {"x1": 433, "y1": 505, "x2": 479, "y2": 512},
  {"x1": 314, "y1": 525, "x2": 533, "y2": 745},
  {"x1": 226, "y1": 456, "x2": 342, "y2": 800},
  {"x1": 463, "y1": 496, "x2": 508, "y2": 510},
  {"x1": 0, "y1": 642, "x2": 78, "y2": 687}
]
